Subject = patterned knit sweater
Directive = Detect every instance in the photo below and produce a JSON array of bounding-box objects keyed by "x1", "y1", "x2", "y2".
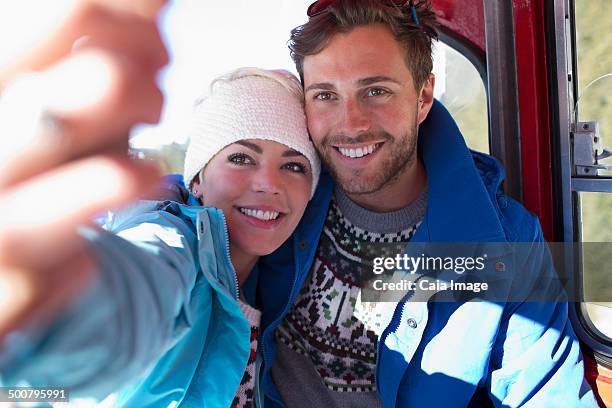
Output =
[
  {"x1": 231, "y1": 301, "x2": 261, "y2": 408},
  {"x1": 272, "y1": 188, "x2": 427, "y2": 407}
]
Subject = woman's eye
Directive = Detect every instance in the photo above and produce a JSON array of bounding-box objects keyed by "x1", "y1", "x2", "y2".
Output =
[
  {"x1": 365, "y1": 88, "x2": 388, "y2": 97},
  {"x1": 228, "y1": 153, "x2": 254, "y2": 165},
  {"x1": 283, "y1": 162, "x2": 307, "y2": 173}
]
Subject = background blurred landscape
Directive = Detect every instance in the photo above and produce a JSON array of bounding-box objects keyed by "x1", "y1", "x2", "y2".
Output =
[{"x1": 574, "y1": 0, "x2": 612, "y2": 337}]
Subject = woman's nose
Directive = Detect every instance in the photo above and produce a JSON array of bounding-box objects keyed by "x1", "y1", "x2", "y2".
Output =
[{"x1": 251, "y1": 165, "x2": 282, "y2": 195}]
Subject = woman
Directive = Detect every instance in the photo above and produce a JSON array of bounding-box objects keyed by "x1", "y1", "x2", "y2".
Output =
[{"x1": 0, "y1": 67, "x2": 320, "y2": 408}]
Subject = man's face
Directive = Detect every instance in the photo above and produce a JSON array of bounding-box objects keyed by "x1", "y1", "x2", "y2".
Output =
[{"x1": 303, "y1": 24, "x2": 433, "y2": 195}]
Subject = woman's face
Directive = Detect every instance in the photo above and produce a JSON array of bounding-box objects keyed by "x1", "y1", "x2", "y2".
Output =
[{"x1": 193, "y1": 139, "x2": 312, "y2": 256}]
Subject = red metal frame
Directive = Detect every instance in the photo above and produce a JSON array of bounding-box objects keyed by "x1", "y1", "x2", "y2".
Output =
[
  {"x1": 430, "y1": 0, "x2": 485, "y2": 52},
  {"x1": 584, "y1": 351, "x2": 611, "y2": 407},
  {"x1": 512, "y1": 0, "x2": 554, "y2": 242}
]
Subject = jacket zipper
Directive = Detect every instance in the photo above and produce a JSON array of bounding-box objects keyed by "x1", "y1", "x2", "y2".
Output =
[
  {"x1": 376, "y1": 304, "x2": 403, "y2": 398},
  {"x1": 216, "y1": 211, "x2": 240, "y2": 300},
  {"x1": 260, "y1": 238, "x2": 301, "y2": 406},
  {"x1": 375, "y1": 276, "x2": 421, "y2": 403}
]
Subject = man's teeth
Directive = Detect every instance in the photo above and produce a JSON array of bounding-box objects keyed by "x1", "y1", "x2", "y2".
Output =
[
  {"x1": 239, "y1": 208, "x2": 280, "y2": 221},
  {"x1": 338, "y1": 143, "x2": 379, "y2": 158}
]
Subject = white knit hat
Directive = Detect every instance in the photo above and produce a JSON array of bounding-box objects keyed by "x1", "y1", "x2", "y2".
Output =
[{"x1": 183, "y1": 67, "x2": 320, "y2": 198}]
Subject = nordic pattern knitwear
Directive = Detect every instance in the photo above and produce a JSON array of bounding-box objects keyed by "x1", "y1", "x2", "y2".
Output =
[
  {"x1": 275, "y1": 192, "x2": 425, "y2": 393},
  {"x1": 232, "y1": 301, "x2": 261, "y2": 408}
]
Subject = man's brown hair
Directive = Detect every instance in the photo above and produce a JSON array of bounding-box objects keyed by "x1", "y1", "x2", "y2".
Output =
[{"x1": 289, "y1": 0, "x2": 439, "y2": 91}]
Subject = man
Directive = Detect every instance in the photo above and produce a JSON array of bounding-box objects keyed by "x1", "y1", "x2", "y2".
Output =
[{"x1": 250, "y1": 0, "x2": 598, "y2": 406}]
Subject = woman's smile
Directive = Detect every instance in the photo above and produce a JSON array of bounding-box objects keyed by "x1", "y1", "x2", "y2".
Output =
[{"x1": 234, "y1": 205, "x2": 286, "y2": 229}]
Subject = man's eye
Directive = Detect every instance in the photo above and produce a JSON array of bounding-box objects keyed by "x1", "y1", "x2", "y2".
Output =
[
  {"x1": 314, "y1": 92, "x2": 335, "y2": 101},
  {"x1": 228, "y1": 153, "x2": 254, "y2": 165},
  {"x1": 283, "y1": 162, "x2": 307, "y2": 174},
  {"x1": 366, "y1": 88, "x2": 388, "y2": 97}
]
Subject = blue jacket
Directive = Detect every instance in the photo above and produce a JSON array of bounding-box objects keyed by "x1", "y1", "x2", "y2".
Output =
[{"x1": 0, "y1": 101, "x2": 598, "y2": 407}]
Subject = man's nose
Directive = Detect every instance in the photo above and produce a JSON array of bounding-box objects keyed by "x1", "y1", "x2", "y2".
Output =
[
  {"x1": 251, "y1": 165, "x2": 282, "y2": 195},
  {"x1": 338, "y1": 99, "x2": 371, "y2": 136}
]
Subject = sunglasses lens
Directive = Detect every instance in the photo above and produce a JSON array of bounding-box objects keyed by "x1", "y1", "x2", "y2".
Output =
[
  {"x1": 308, "y1": 0, "x2": 410, "y2": 17},
  {"x1": 307, "y1": 0, "x2": 335, "y2": 17}
]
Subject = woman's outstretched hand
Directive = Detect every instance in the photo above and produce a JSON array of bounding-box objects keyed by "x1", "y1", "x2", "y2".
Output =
[{"x1": 0, "y1": 0, "x2": 168, "y2": 339}]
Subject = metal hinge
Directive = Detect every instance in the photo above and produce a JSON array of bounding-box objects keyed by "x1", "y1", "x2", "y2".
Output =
[{"x1": 572, "y1": 121, "x2": 612, "y2": 176}]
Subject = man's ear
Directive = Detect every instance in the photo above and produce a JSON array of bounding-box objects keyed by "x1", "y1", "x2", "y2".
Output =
[{"x1": 417, "y1": 73, "x2": 435, "y2": 125}]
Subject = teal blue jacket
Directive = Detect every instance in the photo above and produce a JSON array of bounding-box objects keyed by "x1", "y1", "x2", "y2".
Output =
[{"x1": 0, "y1": 202, "x2": 253, "y2": 407}]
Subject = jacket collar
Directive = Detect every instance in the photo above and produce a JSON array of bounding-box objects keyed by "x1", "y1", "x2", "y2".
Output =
[
  {"x1": 160, "y1": 202, "x2": 240, "y2": 300},
  {"x1": 404, "y1": 100, "x2": 506, "y2": 243}
]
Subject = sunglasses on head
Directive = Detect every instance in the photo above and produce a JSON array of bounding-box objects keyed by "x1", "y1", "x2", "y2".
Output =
[{"x1": 307, "y1": 0, "x2": 418, "y2": 23}]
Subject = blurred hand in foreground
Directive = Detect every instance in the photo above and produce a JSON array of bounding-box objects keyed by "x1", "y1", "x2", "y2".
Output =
[{"x1": 0, "y1": 0, "x2": 168, "y2": 339}]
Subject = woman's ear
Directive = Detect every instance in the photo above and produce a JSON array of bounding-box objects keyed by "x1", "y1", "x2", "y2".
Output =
[{"x1": 191, "y1": 170, "x2": 204, "y2": 198}]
